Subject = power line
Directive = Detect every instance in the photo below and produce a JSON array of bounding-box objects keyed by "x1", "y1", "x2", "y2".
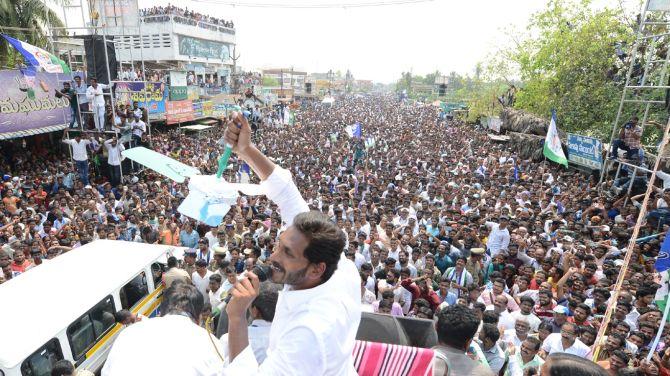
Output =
[{"x1": 190, "y1": 0, "x2": 435, "y2": 9}]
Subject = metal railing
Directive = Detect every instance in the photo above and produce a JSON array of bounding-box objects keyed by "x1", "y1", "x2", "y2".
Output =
[{"x1": 140, "y1": 15, "x2": 235, "y2": 35}]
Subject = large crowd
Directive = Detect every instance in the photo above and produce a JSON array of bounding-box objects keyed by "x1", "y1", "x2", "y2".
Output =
[
  {"x1": 2, "y1": 94, "x2": 670, "y2": 375},
  {"x1": 140, "y1": 5, "x2": 234, "y2": 29}
]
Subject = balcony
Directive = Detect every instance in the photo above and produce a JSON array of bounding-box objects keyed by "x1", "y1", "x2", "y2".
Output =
[
  {"x1": 140, "y1": 15, "x2": 236, "y2": 45},
  {"x1": 142, "y1": 15, "x2": 234, "y2": 34}
]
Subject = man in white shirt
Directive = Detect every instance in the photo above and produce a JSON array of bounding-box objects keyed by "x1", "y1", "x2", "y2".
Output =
[
  {"x1": 223, "y1": 112, "x2": 362, "y2": 375},
  {"x1": 485, "y1": 216, "x2": 510, "y2": 257},
  {"x1": 130, "y1": 114, "x2": 146, "y2": 146},
  {"x1": 86, "y1": 77, "x2": 109, "y2": 131},
  {"x1": 103, "y1": 282, "x2": 226, "y2": 375},
  {"x1": 539, "y1": 322, "x2": 590, "y2": 358},
  {"x1": 103, "y1": 137, "x2": 125, "y2": 186},
  {"x1": 62, "y1": 133, "x2": 93, "y2": 185},
  {"x1": 192, "y1": 259, "x2": 213, "y2": 299},
  {"x1": 72, "y1": 75, "x2": 89, "y2": 126}
]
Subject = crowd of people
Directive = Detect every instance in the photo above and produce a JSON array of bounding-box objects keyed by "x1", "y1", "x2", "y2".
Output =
[
  {"x1": 2, "y1": 94, "x2": 670, "y2": 375},
  {"x1": 140, "y1": 5, "x2": 234, "y2": 30}
]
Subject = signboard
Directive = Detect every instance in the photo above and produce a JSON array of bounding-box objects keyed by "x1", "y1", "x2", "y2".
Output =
[
  {"x1": 166, "y1": 100, "x2": 194, "y2": 124},
  {"x1": 178, "y1": 36, "x2": 230, "y2": 60},
  {"x1": 192, "y1": 101, "x2": 203, "y2": 118},
  {"x1": 0, "y1": 70, "x2": 71, "y2": 136},
  {"x1": 567, "y1": 133, "x2": 603, "y2": 169},
  {"x1": 169, "y1": 71, "x2": 187, "y2": 87},
  {"x1": 170, "y1": 86, "x2": 187, "y2": 101},
  {"x1": 213, "y1": 103, "x2": 240, "y2": 118},
  {"x1": 115, "y1": 82, "x2": 167, "y2": 114}
]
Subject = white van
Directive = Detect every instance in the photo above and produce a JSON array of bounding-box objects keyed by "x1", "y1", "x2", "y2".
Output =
[{"x1": 0, "y1": 240, "x2": 184, "y2": 376}]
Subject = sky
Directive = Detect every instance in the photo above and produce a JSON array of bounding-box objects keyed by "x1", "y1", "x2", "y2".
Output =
[
  {"x1": 133, "y1": 0, "x2": 550, "y2": 83},
  {"x1": 55, "y1": 0, "x2": 640, "y2": 84}
]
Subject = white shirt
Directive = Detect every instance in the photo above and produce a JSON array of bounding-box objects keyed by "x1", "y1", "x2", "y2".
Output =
[
  {"x1": 220, "y1": 319, "x2": 272, "y2": 364},
  {"x1": 502, "y1": 331, "x2": 526, "y2": 348},
  {"x1": 104, "y1": 140, "x2": 125, "y2": 166},
  {"x1": 226, "y1": 166, "x2": 362, "y2": 375},
  {"x1": 208, "y1": 283, "x2": 231, "y2": 311},
  {"x1": 486, "y1": 221, "x2": 510, "y2": 256},
  {"x1": 377, "y1": 279, "x2": 412, "y2": 314},
  {"x1": 86, "y1": 83, "x2": 109, "y2": 107},
  {"x1": 132, "y1": 119, "x2": 147, "y2": 137},
  {"x1": 62, "y1": 139, "x2": 91, "y2": 161},
  {"x1": 192, "y1": 270, "x2": 213, "y2": 298},
  {"x1": 510, "y1": 311, "x2": 542, "y2": 333},
  {"x1": 541, "y1": 333, "x2": 590, "y2": 357},
  {"x1": 102, "y1": 315, "x2": 225, "y2": 375}
]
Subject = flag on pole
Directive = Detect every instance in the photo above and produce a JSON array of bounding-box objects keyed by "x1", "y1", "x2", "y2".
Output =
[
  {"x1": 1, "y1": 34, "x2": 71, "y2": 73},
  {"x1": 543, "y1": 110, "x2": 568, "y2": 167},
  {"x1": 654, "y1": 232, "x2": 670, "y2": 320}
]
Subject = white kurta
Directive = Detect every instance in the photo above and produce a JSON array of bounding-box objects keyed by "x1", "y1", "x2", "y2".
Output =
[
  {"x1": 102, "y1": 315, "x2": 226, "y2": 375},
  {"x1": 226, "y1": 166, "x2": 362, "y2": 375}
]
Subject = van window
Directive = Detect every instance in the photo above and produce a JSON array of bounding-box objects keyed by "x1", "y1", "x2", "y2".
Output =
[
  {"x1": 20, "y1": 338, "x2": 63, "y2": 376},
  {"x1": 120, "y1": 272, "x2": 148, "y2": 309},
  {"x1": 66, "y1": 296, "x2": 116, "y2": 361},
  {"x1": 151, "y1": 262, "x2": 165, "y2": 287}
]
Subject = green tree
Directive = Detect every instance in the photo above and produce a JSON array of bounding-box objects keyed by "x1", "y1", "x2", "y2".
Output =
[
  {"x1": 424, "y1": 70, "x2": 441, "y2": 85},
  {"x1": 0, "y1": 0, "x2": 66, "y2": 68},
  {"x1": 509, "y1": 0, "x2": 635, "y2": 138}
]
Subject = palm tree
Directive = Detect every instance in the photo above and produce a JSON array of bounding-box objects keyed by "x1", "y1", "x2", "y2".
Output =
[{"x1": 0, "y1": 0, "x2": 66, "y2": 68}]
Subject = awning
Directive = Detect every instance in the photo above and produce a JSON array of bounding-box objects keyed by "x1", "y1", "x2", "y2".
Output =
[
  {"x1": 180, "y1": 124, "x2": 213, "y2": 131},
  {"x1": 0, "y1": 124, "x2": 68, "y2": 140}
]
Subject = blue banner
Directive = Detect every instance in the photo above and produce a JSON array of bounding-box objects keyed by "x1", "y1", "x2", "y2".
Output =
[
  {"x1": 115, "y1": 82, "x2": 167, "y2": 114},
  {"x1": 567, "y1": 133, "x2": 602, "y2": 169}
]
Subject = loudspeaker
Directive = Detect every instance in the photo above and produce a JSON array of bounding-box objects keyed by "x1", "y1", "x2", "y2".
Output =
[
  {"x1": 83, "y1": 35, "x2": 118, "y2": 85},
  {"x1": 438, "y1": 84, "x2": 447, "y2": 96},
  {"x1": 356, "y1": 312, "x2": 438, "y2": 349},
  {"x1": 305, "y1": 82, "x2": 312, "y2": 94}
]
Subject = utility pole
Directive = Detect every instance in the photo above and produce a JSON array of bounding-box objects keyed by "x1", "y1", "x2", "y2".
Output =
[{"x1": 230, "y1": 44, "x2": 240, "y2": 94}]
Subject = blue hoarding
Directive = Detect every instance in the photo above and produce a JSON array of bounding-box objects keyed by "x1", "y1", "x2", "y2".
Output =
[
  {"x1": 567, "y1": 133, "x2": 602, "y2": 169},
  {"x1": 115, "y1": 82, "x2": 167, "y2": 114}
]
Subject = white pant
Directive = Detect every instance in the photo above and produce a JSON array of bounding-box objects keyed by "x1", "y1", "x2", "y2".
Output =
[{"x1": 92, "y1": 105, "x2": 106, "y2": 131}]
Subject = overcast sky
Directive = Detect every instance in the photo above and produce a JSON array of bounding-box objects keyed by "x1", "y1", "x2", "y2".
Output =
[
  {"x1": 130, "y1": 0, "x2": 550, "y2": 83},
  {"x1": 59, "y1": 0, "x2": 636, "y2": 83}
]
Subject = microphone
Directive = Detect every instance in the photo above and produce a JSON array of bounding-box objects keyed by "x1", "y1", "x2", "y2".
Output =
[
  {"x1": 223, "y1": 264, "x2": 271, "y2": 304},
  {"x1": 252, "y1": 264, "x2": 271, "y2": 283}
]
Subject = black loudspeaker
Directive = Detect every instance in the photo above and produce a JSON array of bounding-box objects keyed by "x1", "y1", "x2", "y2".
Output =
[
  {"x1": 355, "y1": 312, "x2": 438, "y2": 349},
  {"x1": 305, "y1": 82, "x2": 312, "y2": 94},
  {"x1": 438, "y1": 84, "x2": 447, "y2": 96},
  {"x1": 83, "y1": 35, "x2": 118, "y2": 85}
]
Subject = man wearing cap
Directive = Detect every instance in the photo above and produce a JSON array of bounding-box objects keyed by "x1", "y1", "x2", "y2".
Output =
[
  {"x1": 548, "y1": 305, "x2": 570, "y2": 333},
  {"x1": 182, "y1": 249, "x2": 197, "y2": 277},
  {"x1": 485, "y1": 217, "x2": 510, "y2": 257},
  {"x1": 466, "y1": 247, "x2": 486, "y2": 286},
  {"x1": 212, "y1": 245, "x2": 228, "y2": 272}
]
